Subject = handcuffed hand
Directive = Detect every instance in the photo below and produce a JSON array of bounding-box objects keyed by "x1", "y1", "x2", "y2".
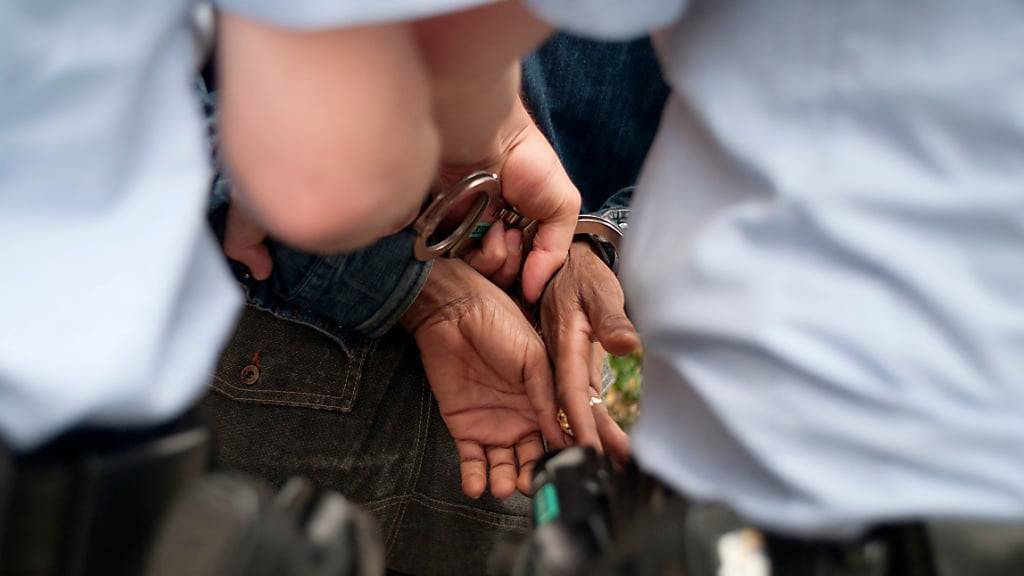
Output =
[
  {"x1": 401, "y1": 258, "x2": 569, "y2": 499},
  {"x1": 539, "y1": 241, "x2": 639, "y2": 465}
]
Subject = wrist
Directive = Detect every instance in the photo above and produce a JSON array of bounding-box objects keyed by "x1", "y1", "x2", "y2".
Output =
[
  {"x1": 400, "y1": 258, "x2": 470, "y2": 333},
  {"x1": 572, "y1": 238, "x2": 604, "y2": 261},
  {"x1": 433, "y1": 65, "x2": 528, "y2": 170},
  {"x1": 574, "y1": 215, "x2": 623, "y2": 273}
]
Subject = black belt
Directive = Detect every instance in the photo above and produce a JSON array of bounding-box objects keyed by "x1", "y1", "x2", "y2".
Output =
[
  {"x1": 767, "y1": 518, "x2": 1024, "y2": 576},
  {"x1": 594, "y1": 456, "x2": 1024, "y2": 576},
  {"x1": 766, "y1": 522, "x2": 936, "y2": 576},
  {"x1": 0, "y1": 413, "x2": 211, "y2": 576}
]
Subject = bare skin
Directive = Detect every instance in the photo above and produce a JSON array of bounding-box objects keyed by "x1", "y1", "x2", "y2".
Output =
[{"x1": 401, "y1": 258, "x2": 569, "y2": 498}]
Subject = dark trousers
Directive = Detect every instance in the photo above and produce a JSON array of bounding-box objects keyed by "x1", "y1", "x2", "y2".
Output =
[{"x1": 202, "y1": 306, "x2": 530, "y2": 575}]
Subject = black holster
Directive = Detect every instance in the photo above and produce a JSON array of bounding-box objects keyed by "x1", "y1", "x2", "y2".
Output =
[{"x1": 0, "y1": 414, "x2": 211, "y2": 576}]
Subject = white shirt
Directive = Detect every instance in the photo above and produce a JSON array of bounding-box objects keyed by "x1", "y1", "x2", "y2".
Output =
[
  {"x1": 0, "y1": 0, "x2": 493, "y2": 451},
  {"x1": 529, "y1": 0, "x2": 1024, "y2": 534}
]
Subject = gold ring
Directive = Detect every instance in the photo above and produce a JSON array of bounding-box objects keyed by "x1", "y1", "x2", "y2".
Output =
[{"x1": 557, "y1": 408, "x2": 574, "y2": 437}]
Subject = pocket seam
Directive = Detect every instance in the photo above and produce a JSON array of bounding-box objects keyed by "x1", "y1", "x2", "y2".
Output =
[{"x1": 211, "y1": 355, "x2": 361, "y2": 413}]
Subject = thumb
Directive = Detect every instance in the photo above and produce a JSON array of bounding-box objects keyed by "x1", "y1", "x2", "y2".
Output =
[
  {"x1": 498, "y1": 126, "x2": 581, "y2": 302},
  {"x1": 224, "y1": 202, "x2": 273, "y2": 280},
  {"x1": 231, "y1": 242, "x2": 273, "y2": 281},
  {"x1": 585, "y1": 288, "x2": 640, "y2": 357}
]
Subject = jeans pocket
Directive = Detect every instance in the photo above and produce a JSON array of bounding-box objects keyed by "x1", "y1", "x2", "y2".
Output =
[{"x1": 211, "y1": 304, "x2": 372, "y2": 412}]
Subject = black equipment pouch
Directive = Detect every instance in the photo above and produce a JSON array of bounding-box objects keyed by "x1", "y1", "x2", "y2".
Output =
[
  {"x1": 0, "y1": 415, "x2": 211, "y2": 576},
  {"x1": 0, "y1": 437, "x2": 11, "y2": 568},
  {"x1": 147, "y1": 475, "x2": 383, "y2": 576},
  {"x1": 507, "y1": 446, "x2": 618, "y2": 576}
]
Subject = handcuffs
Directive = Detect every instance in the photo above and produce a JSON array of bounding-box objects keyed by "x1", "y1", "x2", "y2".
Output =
[
  {"x1": 413, "y1": 172, "x2": 624, "y2": 439},
  {"x1": 412, "y1": 171, "x2": 623, "y2": 272}
]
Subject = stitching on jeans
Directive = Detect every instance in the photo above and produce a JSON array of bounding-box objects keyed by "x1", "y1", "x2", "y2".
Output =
[
  {"x1": 407, "y1": 494, "x2": 532, "y2": 528},
  {"x1": 338, "y1": 338, "x2": 375, "y2": 407},
  {"x1": 362, "y1": 499, "x2": 407, "y2": 514},
  {"x1": 243, "y1": 302, "x2": 356, "y2": 357},
  {"x1": 385, "y1": 381, "x2": 430, "y2": 545},
  {"x1": 211, "y1": 337, "x2": 376, "y2": 412},
  {"x1": 410, "y1": 492, "x2": 529, "y2": 526},
  {"x1": 385, "y1": 380, "x2": 429, "y2": 553},
  {"x1": 361, "y1": 494, "x2": 409, "y2": 509},
  {"x1": 210, "y1": 380, "x2": 353, "y2": 413},
  {"x1": 409, "y1": 492, "x2": 529, "y2": 529},
  {"x1": 280, "y1": 254, "x2": 327, "y2": 304},
  {"x1": 361, "y1": 494, "x2": 527, "y2": 530},
  {"x1": 212, "y1": 375, "x2": 354, "y2": 401}
]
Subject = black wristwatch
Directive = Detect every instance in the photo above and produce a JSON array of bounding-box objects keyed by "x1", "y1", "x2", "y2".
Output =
[{"x1": 573, "y1": 214, "x2": 623, "y2": 274}]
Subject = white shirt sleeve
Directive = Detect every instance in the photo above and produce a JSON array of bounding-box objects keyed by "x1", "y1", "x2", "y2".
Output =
[
  {"x1": 523, "y1": 0, "x2": 688, "y2": 40},
  {"x1": 214, "y1": 0, "x2": 499, "y2": 29}
]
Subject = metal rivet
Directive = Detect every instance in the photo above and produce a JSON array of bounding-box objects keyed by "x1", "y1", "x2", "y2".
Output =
[{"x1": 240, "y1": 364, "x2": 260, "y2": 385}]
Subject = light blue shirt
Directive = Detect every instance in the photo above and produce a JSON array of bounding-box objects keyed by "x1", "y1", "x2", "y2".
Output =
[
  {"x1": 0, "y1": 0, "x2": 494, "y2": 451},
  {"x1": 530, "y1": 0, "x2": 1024, "y2": 533},
  {"x1": 0, "y1": 0, "x2": 243, "y2": 451}
]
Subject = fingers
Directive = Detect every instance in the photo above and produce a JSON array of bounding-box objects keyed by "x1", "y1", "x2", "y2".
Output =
[
  {"x1": 521, "y1": 338, "x2": 570, "y2": 451},
  {"x1": 456, "y1": 439, "x2": 488, "y2": 499},
  {"x1": 498, "y1": 126, "x2": 581, "y2": 303},
  {"x1": 464, "y1": 224, "x2": 524, "y2": 290},
  {"x1": 459, "y1": 437, "x2": 548, "y2": 499},
  {"x1": 463, "y1": 220, "x2": 507, "y2": 278},
  {"x1": 588, "y1": 344, "x2": 630, "y2": 465},
  {"x1": 581, "y1": 267, "x2": 641, "y2": 356},
  {"x1": 557, "y1": 323, "x2": 601, "y2": 450},
  {"x1": 486, "y1": 446, "x2": 518, "y2": 499},
  {"x1": 223, "y1": 202, "x2": 273, "y2": 280},
  {"x1": 594, "y1": 404, "x2": 631, "y2": 466},
  {"x1": 593, "y1": 311, "x2": 641, "y2": 357},
  {"x1": 589, "y1": 342, "x2": 607, "y2": 392},
  {"x1": 489, "y1": 227, "x2": 523, "y2": 289},
  {"x1": 589, "y1": 344, "x2": 629, "y2": 463},
  {"x1": 514, "y1": 433, "x2": 545, "y2": 495}
]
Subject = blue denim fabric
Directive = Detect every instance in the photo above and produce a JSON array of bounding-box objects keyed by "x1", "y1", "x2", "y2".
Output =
[
  {"x1": 522, "y1": 34, "x2": 668, "y2": 212},
  {"x1": 209, "y1": 180, "x2": 431, "y2": 342},
  {"x1": 202, "y1": 79, "x2": 432, "y2": 342},
  {"x1": 594, "y1": 186, "x2": 634, "y2": 228}
]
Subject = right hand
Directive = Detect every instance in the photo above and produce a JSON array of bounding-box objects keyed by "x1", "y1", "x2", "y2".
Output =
[
  {"x1": 437, "y1": 99, "x2": 581, "y2": 301},
  {"x1": 461, "y1": 220, "x2": 525, "y2": 290},
  {"x1": 539, "y1": 241, "x2": 639, "y2": 465}
]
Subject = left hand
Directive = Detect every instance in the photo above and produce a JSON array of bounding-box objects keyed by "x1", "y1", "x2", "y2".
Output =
[
  {"x1": 402, "y1": 258, "x2": 569, "y2": 499},
  {"x1": 540, "y1": 241, "x2": 640, "y2": 464}
]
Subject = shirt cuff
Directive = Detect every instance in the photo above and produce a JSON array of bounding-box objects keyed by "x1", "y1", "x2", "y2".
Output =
[
  {"x1": 214, "y1": 0, "x2": 498, "y2": 29},
  {"x1": 523, "y1": 0, "x2": 688, "y2": 40}
]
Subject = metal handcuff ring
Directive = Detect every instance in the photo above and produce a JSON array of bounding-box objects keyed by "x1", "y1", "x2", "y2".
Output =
[{"x1": 412, "y1": 172, "x2": 537, "y2": 261}]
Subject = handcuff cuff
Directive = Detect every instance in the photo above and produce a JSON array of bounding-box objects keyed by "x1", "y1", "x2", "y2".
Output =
[
  {"x1": 413, "y1": 172, "x2": 624, "y2": 438},
  {"x1": 412, "y1": 171, "x2": 623, "y2": 271}
]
